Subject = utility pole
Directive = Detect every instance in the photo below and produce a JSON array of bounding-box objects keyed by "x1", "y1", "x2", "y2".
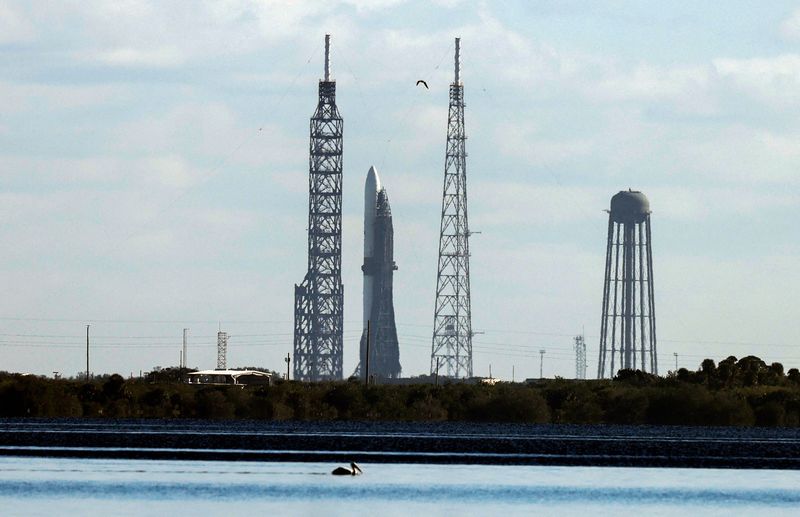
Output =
[
  {"x1": 285, "y1": 353, "x2": 291, "y2": 381},
  {"x1": 674, "y1": 352, "x2": 678, "y2": 371},
  {"x1": 512, "y1": 365, "x2": 515, "y2": 383},
  {"x1": 364, "y1": 320, "x2": 371, "y2": 386},
  {"x1": 435, "y1": 357, "x2": 440, "y2": 387},
  {"x1": 182, "y1": 328, "x2": 188, "y2": 369},
  {"x1": 85, "y1": 325, "x2": 90, "y2": 382},
  {"x1": 539, "y1": 350, "x2": 544, "y2": 379}
]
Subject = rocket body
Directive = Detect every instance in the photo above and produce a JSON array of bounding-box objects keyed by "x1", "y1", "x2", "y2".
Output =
[
  {"x1": 358, "y1": 166, "x2": 401, "y2": 379},
  {"x1": 363, "y1": 166, "x2": 381, "y2": 331}
]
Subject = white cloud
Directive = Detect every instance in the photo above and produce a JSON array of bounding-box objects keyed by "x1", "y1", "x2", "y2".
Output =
[
  {"x1": 647, "y1": 185, "x2": 800, "y2": 221},
  {"x1": 473, "y1": 183, "x2": 605, "y2": 228},
  {"x1": 590, "y1": 63, "x2": 711, "y2": 105},
  {"x1": 780, "y1": 8, "x2": 800, "y2": 41},
  {"x1": 342, "y1": 0, "x2": 406, "y2": 12},
  {"x1": 89, "y1": 47, "x2": 186, "y2": 68},
  {"x1": 664, "y1": 125, "x2": 800, "y2": 185},
  {"x1": 0, "y1": 156, "x2": 121, "y2": 184},
  {"x1": 494, "y1": 121, "x2": 597, "y2": 168},
  {"x1": 142, "y1": 156, "x2": 197, "y2": 188},
  {"x1": 714, "y1": 54, "x2": 800, "y2": 107},
  {"x1": 0, "y1": 3, "x2": 35, "y2": 44},
  {"x1": 0, "y1": 81, "x2": 126, "y2": 113}
]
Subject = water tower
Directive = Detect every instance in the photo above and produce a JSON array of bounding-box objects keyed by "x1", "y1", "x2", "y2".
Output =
[{"x1": 597, "y1": 190, "x2": 658, "y2": 378}]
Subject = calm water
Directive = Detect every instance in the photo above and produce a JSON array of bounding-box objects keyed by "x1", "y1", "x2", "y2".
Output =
[{"x1": 1, "y1": 456, "x2": 799, "y2": 516}]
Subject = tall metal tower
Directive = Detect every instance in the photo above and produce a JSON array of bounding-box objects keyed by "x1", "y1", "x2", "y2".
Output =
[
  {"x1": 597, "y1": 190, "x2": 658, "y2": 378},
  {"x1": 293, "y1": 34, "x2": 345, "y2": 381},
  {"x1": 430, "y1": 38, "x2": 473, "y2": 379},
  {"x1": 574, "y1": 334, "x2": 587, "y2": 380},
  {"x1": 216, "y1": 331, "x2": 228, "y2": 370}
]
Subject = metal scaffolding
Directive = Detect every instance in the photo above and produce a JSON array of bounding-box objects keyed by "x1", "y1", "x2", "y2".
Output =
[
  {"x1": 293, "y1": 34, "x2": 345, "y2": 381},
  {"x1": 216, "y1": 331, "x2": 228, "y2": 370},
  {"x1": 574, "y1": 334, "x2": 587, "y2": 380},
  {"x1": 431, "y1": 38, "x2": 473, "y2": 379},
  {"x1": 597, "y1": 190, "x2": 658, "y2": 378}
]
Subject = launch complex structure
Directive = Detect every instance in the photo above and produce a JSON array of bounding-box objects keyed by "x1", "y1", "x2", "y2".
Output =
[
  {"x1": 293, "y1": 35, "x2": 345, "y2": 382},
  {"x1": 289, "y1": 36, "x2": 658, "y2": 382},
  {"x1": 292, "y1": 35, "x2": 473, "y2": 382},
  {"x1": 430, "y1": 38, "x2": 474, "y2": 379}
]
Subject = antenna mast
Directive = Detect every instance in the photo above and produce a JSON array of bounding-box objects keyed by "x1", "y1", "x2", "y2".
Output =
[
  {"x1": 454, "y1": 37, "x2": 460, "y2": 84},
  {"x1": 430, "y1": 37, "x2": 473, "y2": 379},
  {"x1": 324, "y1": 34, "x2": 331, "y2": 82}
]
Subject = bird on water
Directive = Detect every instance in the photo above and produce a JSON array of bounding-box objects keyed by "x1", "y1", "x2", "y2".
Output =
[{"x1": 332, "y1": 462, "x2": 363, "y2": 476}]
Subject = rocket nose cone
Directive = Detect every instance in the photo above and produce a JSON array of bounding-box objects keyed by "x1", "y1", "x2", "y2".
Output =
[{"x1": 366, "y1": 165, "x2": 381, "y2": 191}]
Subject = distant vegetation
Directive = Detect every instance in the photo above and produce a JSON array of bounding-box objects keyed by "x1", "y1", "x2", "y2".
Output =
[{"x1": 1, "y1": 356, "x2": 799, "y2": 426}]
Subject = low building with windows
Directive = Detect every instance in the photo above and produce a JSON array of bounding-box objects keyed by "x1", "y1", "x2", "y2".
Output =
[{"x1": 186, "y1": 369, "x2": 272, "y2": 386}]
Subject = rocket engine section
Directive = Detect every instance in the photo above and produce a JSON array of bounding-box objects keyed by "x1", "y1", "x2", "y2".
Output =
[{"x1": 358, "y1": 166, "x2": 401, "y2": 379}]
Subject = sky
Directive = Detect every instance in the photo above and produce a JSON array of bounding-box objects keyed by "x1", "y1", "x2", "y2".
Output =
[{"x1": 0, "y1": 0, "x2": 798, "y2": 380}]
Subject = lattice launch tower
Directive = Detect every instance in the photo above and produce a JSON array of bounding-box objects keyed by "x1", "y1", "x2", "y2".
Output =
[
  {"x1": 430, "y1": 38, "x2": 474, "y2": 379},
  {"x1": 293, "y1": 34, "x2": 345, "y2": 381}
]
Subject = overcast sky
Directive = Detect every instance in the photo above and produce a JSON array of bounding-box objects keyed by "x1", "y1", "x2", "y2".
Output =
[{"x1": 1, "y1": 1, "x2": 798, "y2": 380}]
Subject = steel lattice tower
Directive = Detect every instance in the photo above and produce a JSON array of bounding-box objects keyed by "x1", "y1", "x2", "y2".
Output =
[
  {"x1": 574, "y1": 334, "x2": 587, "y2": 380},
  {"x1": 293, "y1": 34, "x2": 344, "y2": 381},
  {"x1": 430, "y1": 38, "x2": 473, "y2": 379},
  {"x1": 217, "y1": 331, "x2": 228, "y2": 370},
  {"x1": 597, "y1": 190, "x2": 658, "y2": 378}
]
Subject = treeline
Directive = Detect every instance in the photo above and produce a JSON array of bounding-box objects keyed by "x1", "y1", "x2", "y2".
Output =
[{"x1": 1, "y1": 355, "x2": 799, "y2": 426}]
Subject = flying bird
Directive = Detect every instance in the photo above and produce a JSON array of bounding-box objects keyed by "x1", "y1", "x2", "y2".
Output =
[{"x1": 416, "y1": 80, "x2": 429, "y2": 89}]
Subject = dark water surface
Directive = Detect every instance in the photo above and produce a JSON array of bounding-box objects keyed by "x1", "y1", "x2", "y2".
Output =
[{"x1": 1, "y1": 419, "x2": 799, "y2": 468}]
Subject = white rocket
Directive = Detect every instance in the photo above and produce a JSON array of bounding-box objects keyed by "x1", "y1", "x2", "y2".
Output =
[{"x1": 362, "y1": 165, "x2": 382, "y2": 334}]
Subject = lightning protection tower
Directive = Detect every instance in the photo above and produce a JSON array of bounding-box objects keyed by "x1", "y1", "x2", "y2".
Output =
[
  {"x1": 217, "y1": 331, "x2": 228, "y2": 370},
  {"x1": 574, "y1": 334, "x2": 587, "y2": 380},
  {"x1": 430, "y1": 38, "x2": 474, "y2": 379},
  {"x1": 597, "y1": 190, "x2": 658, "y2": 378},
  {"x1": 293, "y1": 34, "x2": 345, "y2": 381}
]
